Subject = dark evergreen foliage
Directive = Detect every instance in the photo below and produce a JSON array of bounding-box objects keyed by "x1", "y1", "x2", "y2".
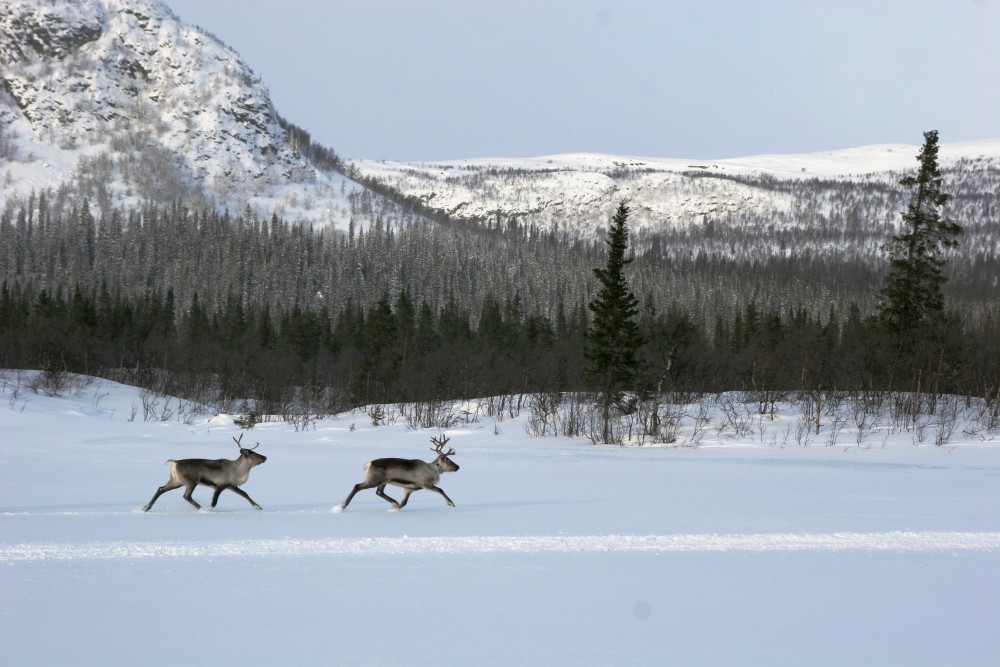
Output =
[
  {"x1": 3, "y1": 277, "x2": 998, "y2": 412},
  {"x1": 1, "y1": 153, "x2": 998, "y2": 411},
  {"x1": 585, "y1": 201, "x2": 644, "y2": 441},
  {"x1": 879, "y1": 130, "x2": 963, "y2": 336}
]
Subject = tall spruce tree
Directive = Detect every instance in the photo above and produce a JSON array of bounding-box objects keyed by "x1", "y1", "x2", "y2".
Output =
[
  {"x1": 585, "y1": 200, "x2": 644, "y2": 443},
  {"x1": 878, "y1": 130, "x2": 962, "y2": 337}
]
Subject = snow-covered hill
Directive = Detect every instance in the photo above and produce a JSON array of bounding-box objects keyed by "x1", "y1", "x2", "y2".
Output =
[
  {"x1": 1, "y1": 0, "x2": 361, "y2": 226},
  {"x1": 351, "y1": 138, "x2": 1000, "y2": 237}
]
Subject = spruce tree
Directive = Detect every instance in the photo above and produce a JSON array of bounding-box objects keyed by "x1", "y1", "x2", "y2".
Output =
[
  {"x1": 878, "y1": 130, "x2": 962, "y2": 337},
  {"x1": 585, "y1": 200, "x2": 644, "y2": 443}
]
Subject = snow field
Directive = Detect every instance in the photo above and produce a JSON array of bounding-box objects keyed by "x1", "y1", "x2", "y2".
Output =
[
  {"x1": 4, "y1": 531, "x2": 999, "y2": 562},
  {"x1": 2, "y1": 373, "x2": 999, "y2": 666}
]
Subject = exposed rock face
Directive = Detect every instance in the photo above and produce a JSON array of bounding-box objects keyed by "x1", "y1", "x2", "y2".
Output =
[
  {"x1": 1, "y1": 0, "x2": 105, "y2": 63},
  {"x1": 1, "y1": 0, "x2": 312, "y2": 201}
]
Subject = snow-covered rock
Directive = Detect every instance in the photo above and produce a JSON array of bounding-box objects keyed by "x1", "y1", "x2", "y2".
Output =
[{"x1": 1, "y1": 0, "x2": 359, "y2": 226}]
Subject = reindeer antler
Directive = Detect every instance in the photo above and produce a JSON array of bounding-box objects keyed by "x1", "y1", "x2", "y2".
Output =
[
  {"x1": 233, "y1": 433, "x2": 260, "y2": 450},
  {"x1": 430, "y1": 434, "x2": 455, "y2": 456}
]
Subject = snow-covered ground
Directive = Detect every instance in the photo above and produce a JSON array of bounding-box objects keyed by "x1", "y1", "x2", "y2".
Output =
[{"x1": 2, "y1": 372, "x2": 998, "y2": 666}]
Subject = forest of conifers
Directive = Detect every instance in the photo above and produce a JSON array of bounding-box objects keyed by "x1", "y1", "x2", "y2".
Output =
[{"x1": 1, "y1": 176, "x2": 998, "y2": 413}]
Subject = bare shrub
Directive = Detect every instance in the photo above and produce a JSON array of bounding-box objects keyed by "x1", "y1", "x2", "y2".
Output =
[
  {"x1": 480, "y1": 393, "x2": 523, "y2": 421},
  {"x1": 637, "y1": 393, "x2": 691, "y2": 445},
  {"x1": 965, "y1": 387, "x2": 1000, "y2": 438},
  {"x1": 287, "y1": 412, "x2": 316, "y2": 432},
  {"x1": 556, "y1": 392, "x2": 589, "y2": 438},
  {"x1": 742, "y1": 385, "x2": 786, "y2": 419},
  {"x1": 400, "y1": 398, "x2": 462, "y2": 430},
  {"x1": 849, "y1": 391, "x2": 886, "y2": 447},
  {"x1": 139, "y1": 388, "x2": 162, "y2": 421},
  {"x1": 583, "y1": 402, "x2": 626, "y2": 445},
  {"x1": 458, "y1": 403, "x2": 482, "y2": 424},
  {"x1": 716, "y1": 393, "x2": 755, "y2": 439},
  {"x1": 526, "y1": 392, "x2": 562, "y2": 437},
  {"x1": 825, "y1": 413, "x2": 847, "y2": 447},
  {"x1": 913, "y1": 413, "x2": 931, "y2": 445},
  {"x1": 3, "y1": 370, "x2": 26, "y2": 410},
  {"x1": 680, "y1": 399, "x2": 713, "y2": 448},
  {"x1": 933, "y1": 395, "x2": 960, "y2": 446},
  {"x1": 28, "y1": 365, "x2": 70, "y2": 397}
]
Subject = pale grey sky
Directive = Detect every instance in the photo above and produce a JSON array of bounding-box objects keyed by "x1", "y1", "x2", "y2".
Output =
[{"x1": 165, "y1": 0, "x2": 1000, "y2": 162}]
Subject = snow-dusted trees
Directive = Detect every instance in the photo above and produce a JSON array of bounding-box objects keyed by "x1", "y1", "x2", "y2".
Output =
[{"x1": 1, "y1": 149, "x2": 999, "y2": 409}]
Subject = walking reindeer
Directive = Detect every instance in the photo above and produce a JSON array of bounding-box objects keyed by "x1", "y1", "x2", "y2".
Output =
[
  {"x1": 339, "y1": 434, "x2": 459, "y2": 510},
  {"x1": 143, "y1": 434, "x2": 267, "y2": 511}
]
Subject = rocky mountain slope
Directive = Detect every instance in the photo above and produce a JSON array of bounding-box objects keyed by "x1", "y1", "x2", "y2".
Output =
[{"x1": 1, "y1": 0, "x2": 358, "y2": 225}]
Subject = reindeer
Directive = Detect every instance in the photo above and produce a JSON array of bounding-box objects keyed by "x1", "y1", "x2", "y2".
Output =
[
  {"x1": 339, "y1": 434, "x2": 459, "y2": 510},
  {"x1": 143, "y1": 434, "x2": 267, "y2": 512}
]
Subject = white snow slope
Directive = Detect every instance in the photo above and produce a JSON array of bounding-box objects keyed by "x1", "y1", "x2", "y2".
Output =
[
  {"x1": 0, "y1": 0, "x2": 363, "y2": 227},
  {"x1": 2, "y1": 372, "x2": 999, "y2": 666},
  {"x1": 350, "y1": 138, "x2": 1000, "y2": 237}
]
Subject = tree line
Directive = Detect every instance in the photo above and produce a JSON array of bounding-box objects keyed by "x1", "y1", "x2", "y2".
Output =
[
  {"x1": 2, "y1": 188, "x2": 997, "y2": 340},
  {"x1": 1, "y1": 133, "x2": 998, "y2": 419},
  {"x1": 2, "y1": 271, "x2": 996, "y2": 415}
]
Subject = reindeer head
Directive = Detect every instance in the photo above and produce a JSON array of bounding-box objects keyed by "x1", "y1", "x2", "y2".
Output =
[
  {"x1": 430, "y1": 434, "x2": 459, "y2": 472},
  {"x1": 234, "y1": 433, "x2": 267, "y2": 465}
]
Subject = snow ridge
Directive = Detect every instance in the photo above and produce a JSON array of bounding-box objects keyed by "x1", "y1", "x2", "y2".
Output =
[
  {"x1": 349, "y1": 138, "x2": 1000, "y2": 238},
  {"x1": 5, "y1": 531, "x2": 999, "y2": 561}
]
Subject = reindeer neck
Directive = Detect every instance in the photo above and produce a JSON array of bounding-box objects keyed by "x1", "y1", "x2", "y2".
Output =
[{"x1": 236, "y1": 452, "x2": 257, "y2": 468}]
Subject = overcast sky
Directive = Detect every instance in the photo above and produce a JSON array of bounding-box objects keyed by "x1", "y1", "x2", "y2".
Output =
[{"x1": 165, "y1": 0, "x2": 1000, "y2": 163}]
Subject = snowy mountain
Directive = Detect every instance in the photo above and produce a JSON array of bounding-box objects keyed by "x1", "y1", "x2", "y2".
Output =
[
  {"x1": 1, "y1": 0, "x2": 360, "y2": 226},
  {"x1": 2, "y1": 0, "x2": 998, "y2": 243}
]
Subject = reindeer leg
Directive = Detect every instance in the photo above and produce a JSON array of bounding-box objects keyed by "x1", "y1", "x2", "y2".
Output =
[
  {"x1": 143, "y1": 482, "x2": 182, "y2": 511},
  {"x1": 397, "y1": 488, "x2": 415, "y2": 509},
  {"x1": 210, "y1": 484, "x2": 228, "y2": 508},
  {"x1": 375, "y1": 483, "x2": 401, "y2": 508},
  {"x1": 181, "y1": 482, "x2": 203, "y2": 510},
  {"x1": 341, "y1": 481, "x2": 375, "y2": 509},
  {"x1": 427, "y1": 485, "x2": 455, "y2": 507},
  {"x1": 225, "y1": 486, "x2": 262, "y2": 510}
]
